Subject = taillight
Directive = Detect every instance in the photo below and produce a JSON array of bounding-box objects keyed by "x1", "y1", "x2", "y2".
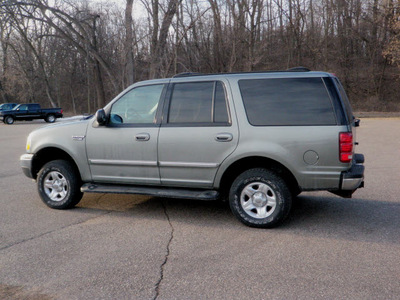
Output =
[
  {"x1": 339, "y1": 132, "x2": 353, "y2": 163},
  {"x1": 61, "y1": 109, "x2": 63, "y2": 114}
]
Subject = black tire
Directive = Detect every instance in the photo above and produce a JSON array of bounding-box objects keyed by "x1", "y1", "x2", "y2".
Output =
[
  {"x1": 4, "y1": 115, "x2": 14, "y2": 125},
  {"x1": 37, "y1": 160, "x2": 83, "y2": 209},
  {"x1": 229, "y1": 168, "x2": 292, "y2": 228},
  {"x1": 45, "y1": 114, "x2": 56, "y2": 123}
]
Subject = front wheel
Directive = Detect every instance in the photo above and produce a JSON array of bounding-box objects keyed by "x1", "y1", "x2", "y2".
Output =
[
  {"x1": 229, "y1": 168, "x2": 292, "y2": 228},
  {"x1": 4, "y1": 115, "x2": 14, "y2": 125},
  {"x1": 37, "y1": 160, "x2": 83, "y2": 209}
]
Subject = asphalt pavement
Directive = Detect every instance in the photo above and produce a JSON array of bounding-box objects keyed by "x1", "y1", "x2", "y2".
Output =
[{"x1": 0, "y1": 118, "x2": 399, "y2": 299}]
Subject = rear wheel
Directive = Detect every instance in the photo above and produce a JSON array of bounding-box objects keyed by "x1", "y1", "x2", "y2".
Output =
[
  {"x1": 37, "y1": 160, "x2": 83, "y2": 209},
  {"x1": 45, "y1": 114, "x2": 56, "y2": 123},
  {"x1": 4, "y1": 115, "x2": 14, "y2": 125},
  {"x1": 229, "y1": 168, "x2": 292, "y2": 228}
]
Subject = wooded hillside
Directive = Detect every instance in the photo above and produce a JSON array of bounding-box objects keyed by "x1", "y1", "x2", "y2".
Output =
[{"x1": 1, "y1": 0, "x2": 400, "y2": 113}]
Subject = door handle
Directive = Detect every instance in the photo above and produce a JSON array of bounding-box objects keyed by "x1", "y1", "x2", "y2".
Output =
[
  {"x1": 135, "y1": 133, "x2": 150, "y2": 141},
  {"x1": 215, "y1": 133, "x2": 233, "y2": 142}
]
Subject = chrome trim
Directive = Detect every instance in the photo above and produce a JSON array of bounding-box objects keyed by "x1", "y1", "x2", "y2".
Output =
[
  {"x1": 89, "y1": 159, "x2": 158, "y2": 167},
  {"x1": 161, "y1": 178, "x2": 213, "y2": 184},
  {"x1": 20, "y1": 153, "x2": 34, "y2": 161},
  {"x1": 341, "y1": 177, "x2": 364, "y2": 190},
  {"x1": 159, "y1": 161, "x2": 219, "y2": 168},
  {"x1": 72, "y1": 135, "x2": 86, "y2": 141},
  {"x1": 92, "y1": 175, "x2": 160, "y2": 182}
]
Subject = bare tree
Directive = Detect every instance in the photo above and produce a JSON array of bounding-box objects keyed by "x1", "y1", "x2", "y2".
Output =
[
  {"x1": 144, "y1": 0, "x2": 182, "y2": 78},
  {"x1": 1, "y1": 0, "x2": 400, "y2": 113},
  {"x1": 124, "y1": 0, "x2": 135, "y2": 87},
  {"x1": 0, "y1": 14, "x2": 12, "y2": 103}
]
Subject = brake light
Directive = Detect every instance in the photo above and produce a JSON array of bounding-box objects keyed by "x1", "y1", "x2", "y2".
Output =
[
  {"x1": 339, "y1": 132, "x2": 353, "y2": 163},
  {"x1": 61, "y1": 109, "x2": 63, "y2": 114}
]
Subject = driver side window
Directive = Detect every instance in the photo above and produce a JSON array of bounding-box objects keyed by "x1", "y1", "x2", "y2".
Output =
[{"x1": 110, "y1": 84, "x2": 165, "y2": 125}]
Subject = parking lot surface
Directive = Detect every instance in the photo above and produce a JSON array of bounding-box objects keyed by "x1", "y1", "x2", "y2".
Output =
[{"x1": 0, "y1": 118, "x2": 399, "y2": 299}]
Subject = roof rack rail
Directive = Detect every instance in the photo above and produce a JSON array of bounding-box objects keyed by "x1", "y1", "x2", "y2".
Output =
[
  {"x1": 172, "y1": 67, "x2": 311, "y2": 78},
  {"x1": 173, "y1": 72, "x2": 204, "y2": 78},
  {"x1": 287, "y1": 66, "x2": 311, "y2": 72}
]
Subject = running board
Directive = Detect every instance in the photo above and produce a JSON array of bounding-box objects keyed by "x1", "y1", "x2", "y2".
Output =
[{"x1": 81, "y1": 183, "x2": 219, "y2": 201}]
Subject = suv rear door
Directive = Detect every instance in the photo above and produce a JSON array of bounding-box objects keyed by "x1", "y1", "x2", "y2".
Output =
[{"x1": 158, "y1": 79, "x2": 238, "y2": 188}]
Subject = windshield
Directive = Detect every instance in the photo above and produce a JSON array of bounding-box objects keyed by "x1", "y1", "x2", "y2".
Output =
[{"x1": 0, "y1": 103, "x2": 15, "y2": 110}]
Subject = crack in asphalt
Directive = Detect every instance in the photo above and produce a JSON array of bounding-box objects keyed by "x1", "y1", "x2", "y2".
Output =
[
  {"x1": 153, "y1": 199, "x2": 174, "y2": 300},
  {"x1": 0, "y1": 211, "x2": 111, "y2": 252}
]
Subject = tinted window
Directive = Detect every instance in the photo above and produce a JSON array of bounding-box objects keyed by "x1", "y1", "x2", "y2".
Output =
[
  {"x1": 0, "y1": 104, "x2": 12, "y2": 110},
  {"x1": 239, "y1": 78, "x2": 336, "y2": 126},
  {"x1": 334, "y1": 78, "x2": 353, "y2": 124},
  {"x1": 168, "y1": 81, "x2": 230, "y2": 124},
  {"x1": 323, "y1": 77, "x2": 346, "y2": 125},
  {"x1": 110, "y1": 84, "x2": 164, "y2": 124},
  {"x1": 214, "y1": 82, "x2": 230, "y2": 123}
]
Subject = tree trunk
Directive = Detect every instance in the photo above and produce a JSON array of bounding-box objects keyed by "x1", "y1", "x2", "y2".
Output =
[
  {"x1": 149, "y1": 0, "x2": 182, "y2": 79},
  {"x1": 124, "y1": 0, "x2": 135, "y2": 87}
]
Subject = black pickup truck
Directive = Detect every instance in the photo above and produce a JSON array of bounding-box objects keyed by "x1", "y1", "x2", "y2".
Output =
[{"x1": 0, "y1": 103, "x2": 63, "y2": 124}]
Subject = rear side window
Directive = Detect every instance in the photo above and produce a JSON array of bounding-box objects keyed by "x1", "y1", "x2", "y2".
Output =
[
  {"x1": 168, "y1": 81, "x2": 230, "y2": 124},
  {"x1": 239, "y1": 78, "x2": 337, "y2": 126}
]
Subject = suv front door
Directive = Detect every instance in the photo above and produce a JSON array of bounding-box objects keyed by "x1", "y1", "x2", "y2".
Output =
[
  {"x1": 86, "y1": 84, "x2": 166, "y2": 185},
  {"x1": 158, "y1": 80, "x2": 238, "y2": 188}
]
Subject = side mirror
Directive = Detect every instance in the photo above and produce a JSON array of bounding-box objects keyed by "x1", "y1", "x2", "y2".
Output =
[{"x1": 96, "y1": 109, "x2": 108, "y2": 126}]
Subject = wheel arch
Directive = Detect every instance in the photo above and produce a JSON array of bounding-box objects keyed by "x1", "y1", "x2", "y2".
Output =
[
  {"x1": 31, "y1": 147, "x2": 81, "y2": 181},
  {"x1": 217, "y1": 156, "x2": 300, "y2": 198}
]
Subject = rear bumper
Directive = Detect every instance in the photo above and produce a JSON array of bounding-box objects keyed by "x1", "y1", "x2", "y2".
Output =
[
  {"x1": 341, "y1": 160, "x2": 364, "y2": 190},
  {"x1": 330, "y1": 153, "x2": 364, "y2": 198}
]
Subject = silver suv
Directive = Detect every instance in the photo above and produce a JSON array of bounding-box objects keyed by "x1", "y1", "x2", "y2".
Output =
[{"x1": 20, "y1": 69, "x2": 364, "y2": 228}]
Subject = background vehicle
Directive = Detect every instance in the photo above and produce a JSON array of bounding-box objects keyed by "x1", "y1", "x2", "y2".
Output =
[
  {"x1": 1, "y1": 103, "x2": 63, "y2": 124},
  {"x1": 0, "y1": 103, "x2": 18, "y2": 111},
  {"x1": 20, "y1": 69, "x2": 364, "y2": 228}
]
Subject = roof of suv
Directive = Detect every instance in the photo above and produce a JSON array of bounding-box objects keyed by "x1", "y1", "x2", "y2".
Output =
[
  {"x1": 170, "y1": 70, "x2": 334, "y2": 83},
  {"x1": 128, "y1": 68, "x2": 335, "y2": 90}
]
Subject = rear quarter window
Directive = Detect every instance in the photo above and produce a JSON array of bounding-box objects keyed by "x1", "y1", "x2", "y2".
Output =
[
  {"x1": 333, "y1": 78, "x2": 354, "y2": 125},
  {"x1": 239, "y1": 78, "x2": 337, "y2": 126}
]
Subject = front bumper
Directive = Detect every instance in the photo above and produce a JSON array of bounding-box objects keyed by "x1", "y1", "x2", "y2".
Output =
[{"x1": 20, "y1": 153, "x2": 34, "y2": 179}]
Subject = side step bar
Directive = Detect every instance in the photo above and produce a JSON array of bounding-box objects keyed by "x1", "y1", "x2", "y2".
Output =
[{"x1": 81, "y1": 183, "x2": 219, "y2": 201}]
